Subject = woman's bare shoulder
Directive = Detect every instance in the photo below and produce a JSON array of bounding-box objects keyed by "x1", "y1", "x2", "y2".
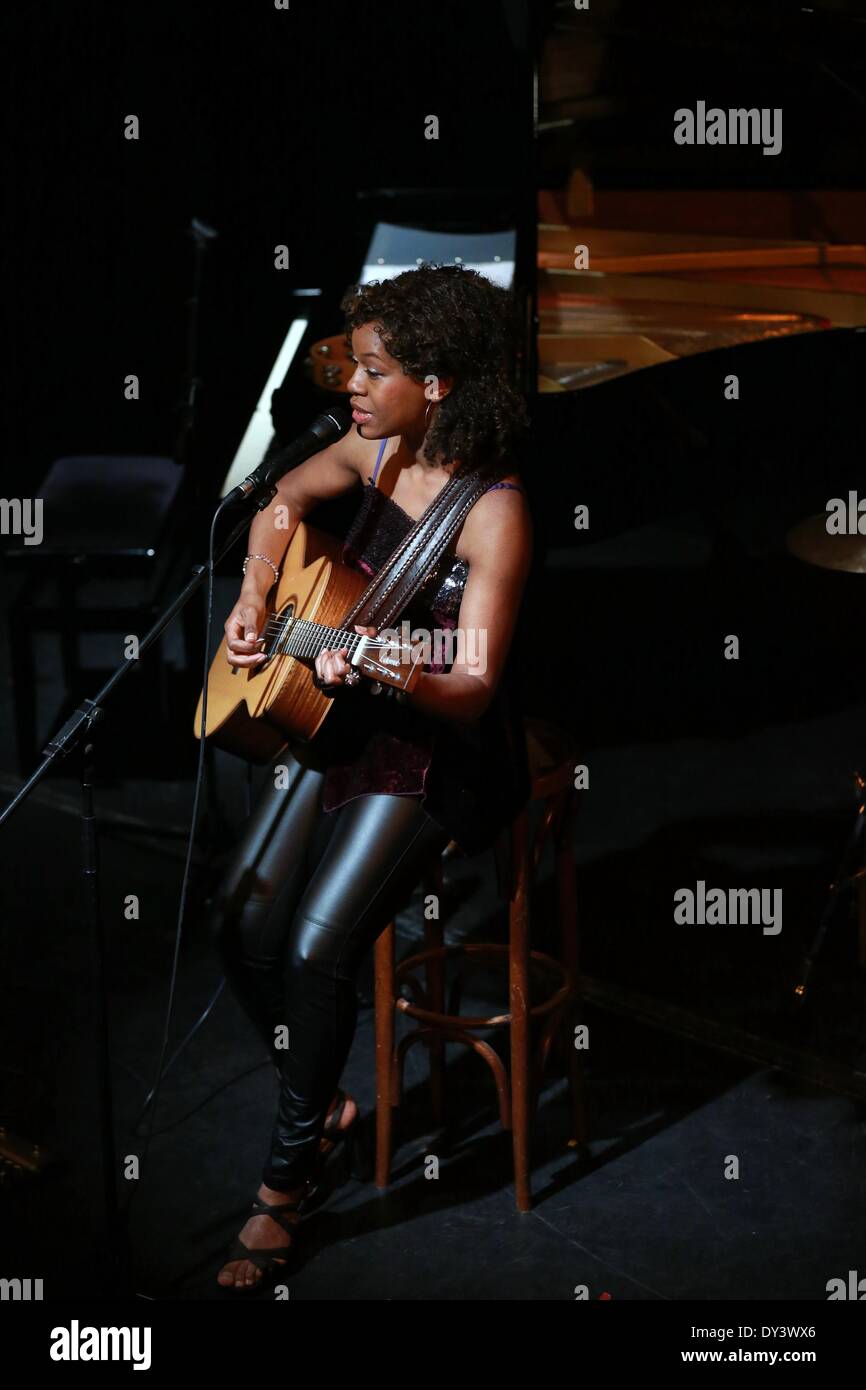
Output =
[
  {"x1": 484, "y1": 470, "x2": 526, "y2": 493},
  {"x1": 460, "y1": 470, "x2": 532, "y2": 565},
  {"x1": 475, "y1": 470, "x2": 529, "y2": 508}
]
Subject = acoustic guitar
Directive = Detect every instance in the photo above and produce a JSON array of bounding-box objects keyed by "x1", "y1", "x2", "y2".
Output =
[{"x1": 193, "y1": 520, "x2": 424, "y2": 763}]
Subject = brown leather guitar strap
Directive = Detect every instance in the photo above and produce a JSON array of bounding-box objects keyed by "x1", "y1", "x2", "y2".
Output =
[{"x1": 340, "y1": 460, "x2": 505, "y2": 631}]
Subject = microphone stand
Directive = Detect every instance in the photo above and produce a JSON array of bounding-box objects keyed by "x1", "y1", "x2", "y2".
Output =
[{"x1": 0, "y1": 483, "x2": 277, "y2": 1296}]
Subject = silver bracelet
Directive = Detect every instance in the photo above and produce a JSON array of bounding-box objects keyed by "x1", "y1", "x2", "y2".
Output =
[{"x1": 242, "y1": 553, "x2": 280, "y2": 586}]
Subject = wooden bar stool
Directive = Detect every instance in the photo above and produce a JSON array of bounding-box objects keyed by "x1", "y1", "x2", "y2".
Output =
[{"x1": 374, "y1": 716, "x2": 586, "y2": 1212}]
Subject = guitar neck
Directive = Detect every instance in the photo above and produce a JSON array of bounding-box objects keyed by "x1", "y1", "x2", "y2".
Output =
[
  {"x1": 264, "y1": 610, "x2": 421, "y2": 696},
  {"x1": 283, "y1": 617, "x2": 362, "y2": 662}
]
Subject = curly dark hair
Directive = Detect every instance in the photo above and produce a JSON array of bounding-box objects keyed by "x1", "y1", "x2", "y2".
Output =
[{"x1": 340, "y1": 263, "x2": 530, "y2": 473}]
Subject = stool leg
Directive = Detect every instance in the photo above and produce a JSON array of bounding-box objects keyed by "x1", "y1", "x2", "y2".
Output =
[
  {"x1": 509, "y1": 810, "x2": 532, "y2": 1213},
  {"x1": 423, "y1": 865, "x2": 446, "y2": 1125},
  {"x1": 374, "y1": 921, "x2": 397, "y2": 1189},
  {"x1": 556, "y1": 792, "x2": 587, "y2": 1151}
]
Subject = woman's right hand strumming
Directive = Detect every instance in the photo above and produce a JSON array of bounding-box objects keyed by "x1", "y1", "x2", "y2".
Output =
[
  {"x1": 225, "y1": 591, "x2": 269, "y2": 668},
  {"x1": 222, "y1": 424, "x2": 366, "y2": 674}
]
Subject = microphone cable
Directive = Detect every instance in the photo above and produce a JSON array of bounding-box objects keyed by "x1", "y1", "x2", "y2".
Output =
[
  {"x1": 121, "y1": 493, "x2": 250, "y2": 1232},
  {"x1": 123, "y1": 760, "x2": 257, "y2": 1138}
]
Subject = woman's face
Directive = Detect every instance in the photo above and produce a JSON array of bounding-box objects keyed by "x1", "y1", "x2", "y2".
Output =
[{"x1": 347, "y1": 322, "x2": 444, "y2": 440}]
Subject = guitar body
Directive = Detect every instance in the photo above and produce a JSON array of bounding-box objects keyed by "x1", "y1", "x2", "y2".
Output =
[{"x1": 193, "y1": 521, "x2": 369, "y2": 763}]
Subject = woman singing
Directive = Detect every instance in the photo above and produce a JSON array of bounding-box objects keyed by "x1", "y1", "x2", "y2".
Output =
[{"x1": 212, "y1": 264, "x2": 533, "y2": 1290}]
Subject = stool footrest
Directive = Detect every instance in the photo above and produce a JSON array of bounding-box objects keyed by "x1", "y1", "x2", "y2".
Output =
[
  {"x1": 395, "y1": 941, "x2": 574, "y2": 1030},
  {"x1": 394, "y1": 1027, "x2": 511, "y2": 1128}
]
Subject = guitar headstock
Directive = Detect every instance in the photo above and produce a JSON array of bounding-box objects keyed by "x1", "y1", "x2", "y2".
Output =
[
  {"x1": 352, "y1": 637, "x2": 424, "y2": 694},
  {"x1": 306, "y1": 334, "x2": 354, "y2": 394}
]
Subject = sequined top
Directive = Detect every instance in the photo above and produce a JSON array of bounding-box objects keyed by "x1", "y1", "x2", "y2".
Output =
[{"x1": 311, "y1": 438, "x2": 531, "y2": 855}]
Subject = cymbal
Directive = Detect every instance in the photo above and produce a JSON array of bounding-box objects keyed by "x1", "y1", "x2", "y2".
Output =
[{"x1": 786, "y1": 513, "x2": 866, "y2": 574}]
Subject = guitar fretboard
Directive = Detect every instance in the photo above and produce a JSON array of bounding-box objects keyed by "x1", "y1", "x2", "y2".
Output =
[{"x1": 263, "y1": 613, "x2": 364, "y2": 662}]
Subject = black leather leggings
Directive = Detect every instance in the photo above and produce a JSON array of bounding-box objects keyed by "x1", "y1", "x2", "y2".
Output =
[{"x1": 211, "y1": 746, "x2": 451, "y2": 1192}]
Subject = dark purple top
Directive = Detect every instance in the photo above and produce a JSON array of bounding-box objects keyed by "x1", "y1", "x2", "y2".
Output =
[{"x1": 312, "y1": 438, "x2": 531, "y2": 854}]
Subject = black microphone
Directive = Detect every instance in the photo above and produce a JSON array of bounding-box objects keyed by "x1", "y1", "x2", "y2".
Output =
[{"x1": 225, "y1": 406, "x2": 352, "y2": 503}]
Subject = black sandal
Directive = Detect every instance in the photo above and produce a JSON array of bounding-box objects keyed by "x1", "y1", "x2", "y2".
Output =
[
  {"x1": 218, "y1": 1184, "x2": 313, "y2": 1293},
  {"x1": 321, "y1": 1087, "x2": 354, "y2": 1150},
  {"x1": 307, "y1": 1089, "x2": 372, "y2": 1204}
]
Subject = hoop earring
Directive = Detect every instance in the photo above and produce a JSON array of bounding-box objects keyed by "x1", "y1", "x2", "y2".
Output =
[{"x1": 424, "y1": 399, "x2": 435, "y2": 428}]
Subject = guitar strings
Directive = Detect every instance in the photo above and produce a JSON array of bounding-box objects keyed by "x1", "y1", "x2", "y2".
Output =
[
  {"x1": 258, "y1": 614, "x2": 370, "y2": 658},
  {"x1": 261, "y1": 616, "x2": 357, "y2": 636},
  {"x1": 257, "y1": 613, "x2": 408, "y2": 663},
  {"x1": 261, "y1": 621, "x2": 363, "y2": 647},
  {"x1": 261, "y1": 617, "x2": 399, "y2": 645}
]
